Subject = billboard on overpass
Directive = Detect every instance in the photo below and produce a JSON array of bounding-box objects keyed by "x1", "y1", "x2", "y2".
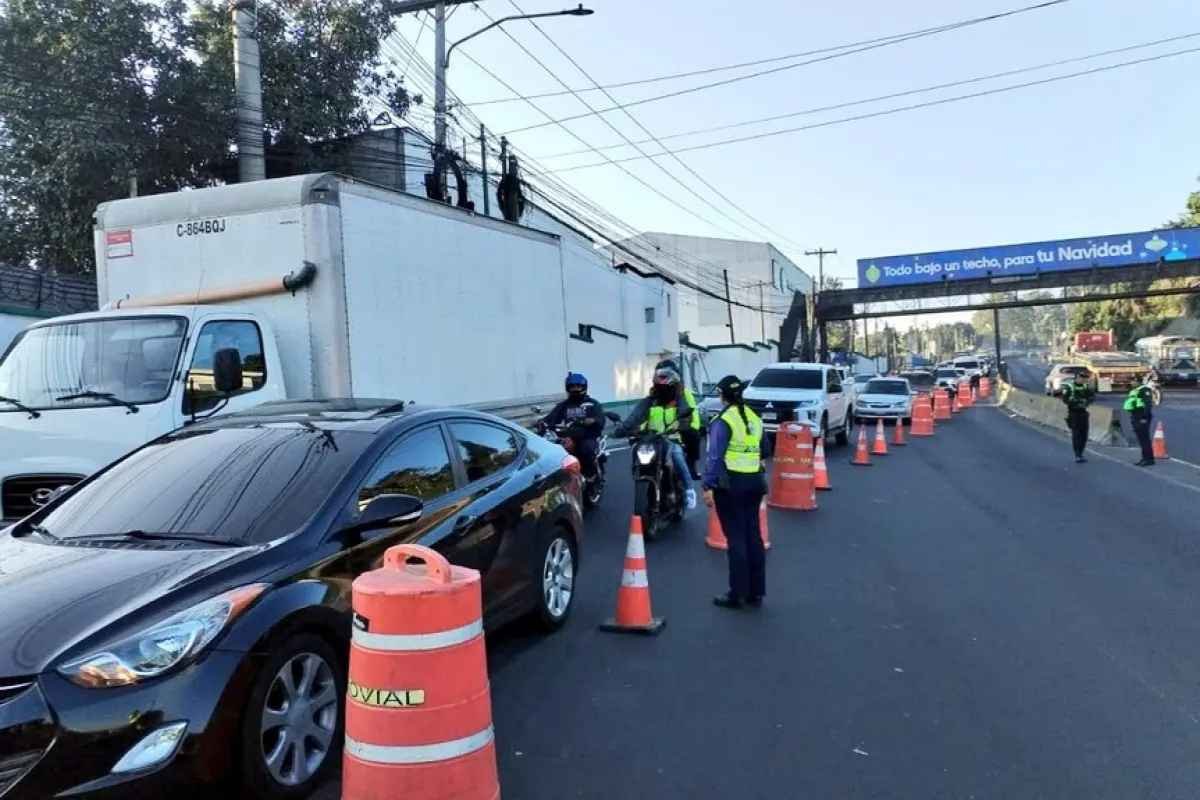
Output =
[{"x1": 858, "y1": 227, "x2": 1200, "y2": 289}]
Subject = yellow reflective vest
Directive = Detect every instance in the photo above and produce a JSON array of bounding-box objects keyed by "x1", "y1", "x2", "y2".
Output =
[{"x1": 720, "y1": 406, "x2": 763, "y2": 474}]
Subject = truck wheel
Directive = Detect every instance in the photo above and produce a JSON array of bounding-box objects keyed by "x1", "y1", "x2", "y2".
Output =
[{"x1": 835, "y1": 414, "x2": 849, "y2": 446}]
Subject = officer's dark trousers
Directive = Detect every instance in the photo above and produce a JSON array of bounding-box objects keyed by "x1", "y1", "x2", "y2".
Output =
[
  {"x1": 1068, "y1": 409, "x2": 1088, "y2": 457},
  {"x1": 681, "y1": 428, "x2": 701, "y2": 476},
  {"x1": 1132, "y1": 415, "x2": 1154, "y2": 461},
  {"x1": 713, "y1": 473, "x2": 766, "y2": 600}
]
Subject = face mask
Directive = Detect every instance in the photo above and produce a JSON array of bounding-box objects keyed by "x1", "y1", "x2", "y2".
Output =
[
  {"x1": 653, "y1": 384, "x2": 674, "y2": 402},
  {"x1": 567, "y1": 388, "x2": 585, "y2": 398}
]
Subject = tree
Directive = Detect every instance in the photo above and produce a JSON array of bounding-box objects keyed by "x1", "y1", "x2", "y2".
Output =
[
  {"x1": 1169, "y1": 177, "x2": 1200, "y2": 228},
  {"x1": 0, "y1": 0, "x2": 415, "y2": 273}
]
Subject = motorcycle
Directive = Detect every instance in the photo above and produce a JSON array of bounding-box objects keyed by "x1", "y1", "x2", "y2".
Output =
[
  {"x1": 533, "y1": 409, "x2": 621, "y2": 510},
  {"x1": 628, "y1": 425, "x2": 686, "y2": 540}
]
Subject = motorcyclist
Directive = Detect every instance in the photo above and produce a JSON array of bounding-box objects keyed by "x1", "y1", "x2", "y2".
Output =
[
  {"x1": 538, "y1": 372, "x2": 605, "y2": 478},
  {"x1": 656, "y1": 358, "x2": 702, "y2": 479},
  {"x1": 617, "y1": 366, "x2": 697, "y2": 510}
]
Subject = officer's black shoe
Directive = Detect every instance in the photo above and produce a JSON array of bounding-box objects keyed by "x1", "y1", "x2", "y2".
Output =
[
  {"x1": 1075, "y1": 456, "x2": 1086, "y2": 463},
  {"x1": 1136, "y1": 458, "x2": 1155, "y2": 467},
  {"x1": 713, "y1": 594, "x2": 743, "y2": 609}
]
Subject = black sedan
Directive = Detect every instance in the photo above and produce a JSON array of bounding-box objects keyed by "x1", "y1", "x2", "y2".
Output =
[{"x1": 0, "y1": 399, "x2": 583, "y2": 799}]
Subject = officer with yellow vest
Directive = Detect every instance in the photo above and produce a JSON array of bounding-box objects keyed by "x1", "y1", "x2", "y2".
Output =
[
  {"x1": 656, "y1": 358, "x2": 702, "y2": 478},
  {"x1": 703, "y1": 375, "x2": 769, "y2": 609},
  {"x1": 1125, "y1": 379, "x2": 1157, "y2": 466},
  {"x1": 616, "y1": 366, "x2": 698, "y2": 509}
]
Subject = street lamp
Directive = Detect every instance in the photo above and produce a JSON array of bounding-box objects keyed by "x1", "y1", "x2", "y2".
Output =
[{"x1": 444, "y1": 5, "x2": 593, "y2": 68}]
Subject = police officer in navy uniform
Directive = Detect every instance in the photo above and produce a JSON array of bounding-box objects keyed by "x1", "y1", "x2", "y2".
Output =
[
  {"x1": 1059, "y1": 369, "x2": 1094, "y2": 463},
  {"x1": 703, "y1": 375, "x2": 769, "y2": 609},
  {"x1": 1125, "y1": 379, "x2": 1156, "y2": 466}
]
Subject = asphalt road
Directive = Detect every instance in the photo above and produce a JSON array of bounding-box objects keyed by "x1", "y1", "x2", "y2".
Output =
[
  {"x1": 313, "y1": 405, "x2": 1200, "y2": 799},
  {"x1": 1007, "y1": 355, "x2": 1200, "y2": 465}
]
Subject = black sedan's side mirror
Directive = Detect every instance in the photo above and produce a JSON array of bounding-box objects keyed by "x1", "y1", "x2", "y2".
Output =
[{"x1": 348, "y1": 494, "x2": 424, "y2": 536}]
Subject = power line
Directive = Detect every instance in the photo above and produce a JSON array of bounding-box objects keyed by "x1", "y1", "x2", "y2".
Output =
[
  {"x1": 550, "y1": 44, "x2": 1200, "y2": 173},
  {"x1": 497, "y1": 0, "x2": 810, "y2": 254},
  {"x1": 539, "y1": 32, "x2": 1200, "y2": 160},
  {"x1": 500, "y1": 0, "x2": 1070, "y2": 136}
]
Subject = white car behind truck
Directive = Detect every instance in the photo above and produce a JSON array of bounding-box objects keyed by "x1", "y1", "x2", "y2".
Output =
[
  {"x1": 742, "y1": 362, "x2": 852, "y2": 445},
  {"x1": 0, "y1": 174, "x2": 573, "y2": 521}
]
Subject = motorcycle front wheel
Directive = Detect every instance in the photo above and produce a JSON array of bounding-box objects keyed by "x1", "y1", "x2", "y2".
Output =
[
  {"x1": 634, "y1": 480, "x2": 661, "y2": 540},
  {"x1": 584, "y1": 474, "x2": 604, "y2": 509}
]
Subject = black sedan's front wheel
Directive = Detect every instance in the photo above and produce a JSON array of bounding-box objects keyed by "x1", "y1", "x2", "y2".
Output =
[{"x1": 240, "y1": 634, "x2": 345, "y2": 799}]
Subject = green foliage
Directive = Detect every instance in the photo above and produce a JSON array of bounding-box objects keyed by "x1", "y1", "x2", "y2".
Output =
[
  {"x1": 971, "y1": 291, "x2": 1068, "y2": 348},
  {"x1": 0, "y1": 0, "x2": 414, "y2": 273}
]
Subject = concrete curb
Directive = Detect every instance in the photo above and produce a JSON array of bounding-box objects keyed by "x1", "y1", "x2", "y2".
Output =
[{"x1": 997, "y1": 381, "x2": 1127, "y2": 446}]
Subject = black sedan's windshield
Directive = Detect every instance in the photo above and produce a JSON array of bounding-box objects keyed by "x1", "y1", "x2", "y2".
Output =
[{"x1": 37, "y1": 425, "x2": 368, "y2": 545}]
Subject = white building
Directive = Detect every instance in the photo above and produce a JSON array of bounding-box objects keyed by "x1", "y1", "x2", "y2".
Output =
[{"x1": 621, "y1": 233, "x2": 812, "y2": 350}]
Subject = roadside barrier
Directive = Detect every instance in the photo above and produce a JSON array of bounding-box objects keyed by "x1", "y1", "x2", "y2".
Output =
[
  {"x1": 997, "y1": 381, "x2": 1124, "y2": 445},
  {"x1": 759, "y1": 499, "x2": 771, "y2": 550},
  {"x1": 813, "y1": 437, "x2": 832, "y2": 490},
  {"x1": 872, "y1": 418, "x2": 889, "y2": 456},
  {"x1": 911, "y1": 394, "x2": 935, "y2": 436},
  {"x1": 344, "y1": 545, "x2": 499, "y2": 800},
  {"x1": 600, "y1": 517, "x2": 665, "y2": 635},
  {"x1": 934, "y1": 389, "x2": 952, "y2": 421},
  {"x1": 852, "y1": 426, "x2": 872, "y2": 466},
  {"x1": 705, "y1": 505, "x2": 728, "y2": 551},
  {"x1": 892, "y1": 417, "x2": 907, "y2": 446},
  {"x1": 1153, "y1": 421, "x2": 1169, "y2": 459},
  {"x1": 768, "y1": 422, "x2": 817, "y2": 511}
]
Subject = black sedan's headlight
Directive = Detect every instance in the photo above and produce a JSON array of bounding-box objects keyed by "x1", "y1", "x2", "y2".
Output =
[{"x1": 57, "y1": 584, "x2": 267, "y2": 688}]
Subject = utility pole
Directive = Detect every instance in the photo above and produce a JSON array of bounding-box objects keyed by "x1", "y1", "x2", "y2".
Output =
[
  {"x1": 480, "y1": 124, "x2": 490, "y2": 217},
  {"x1": 805, "y1": 247, "x2": 837, "y2": 360},
  {"x1": 758, "y1": 283, "x2": 766, "y2": 342},
  {"x1": 993, "y1": 307, "x2": 1004, "y2": 382},
  {"x1": 231, "y1": 0, "x2": 265, "y2": 182},
  {"x1": 723, "y1": 269, "x2": 736, "y2": 345},
  {"x1": 433, "y1": 2, "x2": 447, "y2": 158}
]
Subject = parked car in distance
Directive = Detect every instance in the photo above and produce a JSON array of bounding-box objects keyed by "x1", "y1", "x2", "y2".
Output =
[
  {"x1": 743, "y1": 363, "x2": 853, "y2": 445},
  {"x1": 1044, "y1": 363, "x2": 1089, "y2": 395},
  {"x1": 934, "y1": 367, "x2": 963, "y2": 395},
  {"x1": 952, "y1": 357, "x2": 983, "y2": 379},
  {"x1": 900, "y1": 370, "x2": 936, "y2": 397},
  {"x1": 854, "y1": 377, "x2": 914, "y2": 424},
  {"x1": 0, "y1": 399, "x2": 583, "y2": 800},
  {"x1": 697, "y1": 387, "x2": 725, "y2": 429}
]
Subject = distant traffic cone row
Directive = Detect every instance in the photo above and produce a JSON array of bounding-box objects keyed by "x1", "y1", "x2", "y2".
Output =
[
  {"x1": 892, "y1": 416, "x2": 907, "y2": 446},
  {"x1": 600, "y1": 517, "x2": 665, "y2": 635},
  {"x1": 872, "y1": 418, "x2": 889, "y2": 456},
  {"x1": 813, "y1": 437, "x2": 832, "y2": 490},
  {"x1": 852, "y1": 425, "x2": 872, "y2": 466},
  {"x1": 768, "y1": 422, "x2": 817, "y2": 511},
  {"x1": 1153, "y1": 421, "x2": 1169, "y2": 459},
  {"x1": 911, "y1": 393, "x2": 935, "y2": 436}
]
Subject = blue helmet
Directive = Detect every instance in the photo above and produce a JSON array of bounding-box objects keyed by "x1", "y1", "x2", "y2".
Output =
[{"x1": 565, "y1": 372, "x2": 588, "y2": 393}]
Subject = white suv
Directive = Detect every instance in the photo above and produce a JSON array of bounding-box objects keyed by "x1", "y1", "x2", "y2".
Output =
[{"x1": 742, "y1": 363, "x2": 853, "y2": 446}]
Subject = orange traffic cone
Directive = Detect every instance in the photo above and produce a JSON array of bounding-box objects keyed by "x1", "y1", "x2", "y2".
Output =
[
  {"x1": 1153, "y1": 421, "x2": 1168, "y2": 459},
  {"x1": 911, "y1": 394, "x2": 935, "y2": 437},
  {"x1": 933, "y1": 389, "x2": 952, "y2": 421},
  {"x1": 767, "y1": 423, "x2": 817, "y2": 511},
  {"x1": 705, "y1": 505, "x2": 728, "y2": 551},
  {"x1": 872, "y1": 418, "x2": 889, "y2": 456},
  {"x1": 759, "y1": 499, "x2": 771, "y2": 550},
  {"x1": 852, "y1": 425, "x2": 872, "y2": 466},
  {"x1": 813, "y1": 436, "x2": 832, "y2": 490},
  {"x1": 600, "y1": 517, "x2": 665, "y2": 635},
  {"x1": 893, "y1": 416, "x2": 907, "y2": 446}
]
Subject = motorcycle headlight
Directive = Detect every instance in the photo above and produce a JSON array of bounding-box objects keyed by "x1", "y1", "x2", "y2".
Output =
[
  {"x1": 58, "y1": 584, "x2": 267, "y2": 688},
  {"x1": 636, "y1": 444, "x2": 657, "y2": 465}
]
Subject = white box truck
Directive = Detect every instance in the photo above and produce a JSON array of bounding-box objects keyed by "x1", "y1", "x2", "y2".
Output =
[{"x1": 0, "y1": 174, "x2": 572, "y2": 520}]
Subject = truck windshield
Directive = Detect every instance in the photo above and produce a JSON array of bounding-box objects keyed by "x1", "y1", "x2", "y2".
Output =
[
  {"x1": 751, "y1": 368, "x2": 822, "y2": 390},
  {"x1": 36, "y1": 425, "x2": 367, "y2": 545},
  {"x1": 0, "y1": 316, "x2": 186, "y2": 412}
]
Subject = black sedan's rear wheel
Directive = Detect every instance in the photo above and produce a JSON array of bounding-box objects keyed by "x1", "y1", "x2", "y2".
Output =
[
  {"x1": 535, "y1": 528, "x2": 577, "y2": 630},
  {"x1": 240, "y1": 634, "x2": 345, "y2": 799}
]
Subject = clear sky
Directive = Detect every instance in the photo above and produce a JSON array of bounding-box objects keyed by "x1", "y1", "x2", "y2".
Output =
[{"x1": 391, "y1": 0, "x2": 1200, "y2": 295}]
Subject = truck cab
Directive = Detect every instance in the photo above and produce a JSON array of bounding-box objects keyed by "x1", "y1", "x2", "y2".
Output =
[{"x1": 0, "y1": 305, "x2": 285, "y2": 521}]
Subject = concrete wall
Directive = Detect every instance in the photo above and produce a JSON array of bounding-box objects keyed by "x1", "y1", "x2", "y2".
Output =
[{"x1": 998, "y1": 381, "x2": 1123, "y2": 445}]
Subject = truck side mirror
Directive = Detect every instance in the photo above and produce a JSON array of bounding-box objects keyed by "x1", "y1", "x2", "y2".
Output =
[{"x1": 213, "y1": 348, "x2": 244, "y2": 394}]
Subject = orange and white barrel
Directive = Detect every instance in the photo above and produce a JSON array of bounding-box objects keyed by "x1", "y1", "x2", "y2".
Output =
[{"x1": 343, "y1": 544, "x2": 499, "y2": 800}]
